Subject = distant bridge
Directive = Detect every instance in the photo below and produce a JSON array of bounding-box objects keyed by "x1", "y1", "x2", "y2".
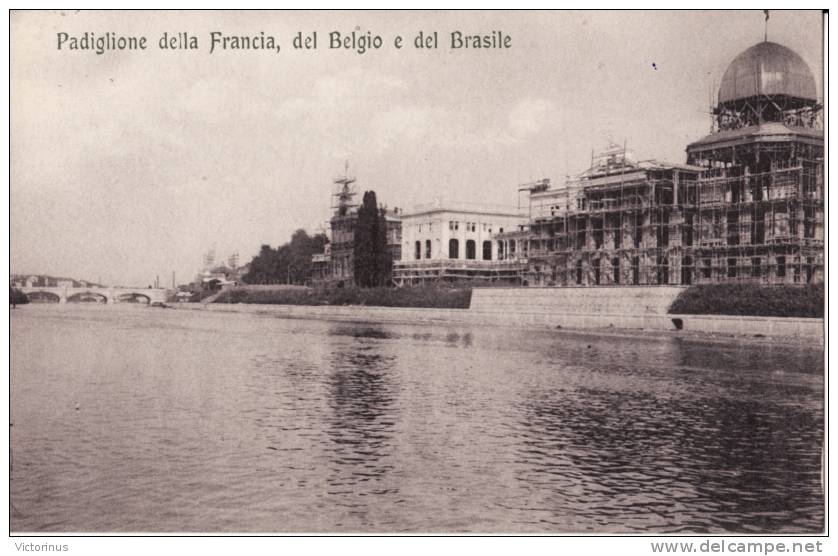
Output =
[{"x1": 20, "y1": 286, "x2": 169, "y2": 305}]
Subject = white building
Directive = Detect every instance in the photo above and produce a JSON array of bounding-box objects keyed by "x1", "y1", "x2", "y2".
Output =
[{"x1": 393, "y1": 202, "x2": 528, "y2": 284}]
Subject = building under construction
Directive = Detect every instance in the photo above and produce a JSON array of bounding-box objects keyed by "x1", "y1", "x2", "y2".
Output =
[
  {"x1": 526, "y1": 40, "x2": 823, "y2": 287},
  {"x1": 310, "y1": 170, "x2": 402, "y2": 285}
]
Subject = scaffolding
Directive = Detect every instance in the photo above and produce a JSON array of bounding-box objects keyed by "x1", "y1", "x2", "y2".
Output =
[{"x1": 525, "y1": 142, "x2": 823, "y2": 287}]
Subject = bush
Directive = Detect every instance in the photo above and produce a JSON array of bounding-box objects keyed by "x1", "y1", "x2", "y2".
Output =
[
  {"x1": 669, "y1": 283, "x2": 823, "y2": 318},
  {"x1": 10, "y1": 287, "x2": 29, "y2": 305},
  {"x1": 214, "y1": 285, "x2": 473, "y2": 309}
]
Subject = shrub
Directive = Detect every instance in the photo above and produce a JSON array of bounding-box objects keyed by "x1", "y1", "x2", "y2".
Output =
[
  {"x1": 10, "y1": 287, "x2": 29, "y2": 305},
  {"x1": 669, "y1": 283, "x2": 823, "y2": 318},
  {"x1": 214, "y1": 285, "x2": 473, "y2": 309}
]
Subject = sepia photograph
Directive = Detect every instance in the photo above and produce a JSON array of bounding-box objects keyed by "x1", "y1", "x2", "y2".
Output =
[{"x1": 9, "y1": 8, "x2": 825, "y2": 540}]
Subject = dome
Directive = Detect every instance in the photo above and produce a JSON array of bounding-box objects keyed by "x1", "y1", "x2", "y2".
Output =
[{"x1": 718, "y1": 41, "x2": 817, "y2": 105}]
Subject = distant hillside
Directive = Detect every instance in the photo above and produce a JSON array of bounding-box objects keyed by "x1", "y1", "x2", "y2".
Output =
[{"x1": 10, "y1": 273, "x2": 104, "y2": 288}]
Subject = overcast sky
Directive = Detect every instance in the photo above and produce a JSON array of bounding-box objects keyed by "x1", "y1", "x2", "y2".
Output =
[{"x1": 11, "y1": 10, "x2": 823, "y2": 287}]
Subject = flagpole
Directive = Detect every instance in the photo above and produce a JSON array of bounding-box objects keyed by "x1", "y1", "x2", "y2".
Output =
[{"x1": 764, "y1": 10, "x2": 769, "y2": 42}]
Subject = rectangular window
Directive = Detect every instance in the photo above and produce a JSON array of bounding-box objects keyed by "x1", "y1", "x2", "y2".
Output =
[
  {"x1": 804, "y1": 207, "x2": 815, "y2": 238},
  {"x1": 777, "y1": 256, "x2": 786, "y2": 277},
  {"x1": 727, "y1": 211, "x2": 739, "y2": 245},
  {"x1": 632, "y1": 256, "x2": 640, "y2": 285},
  {"x1": 751, "y1": 257, "x2": 761, "y2": 278},
  {"x1": 727, "y1": 257, "x2": 737, "y2": 278}
]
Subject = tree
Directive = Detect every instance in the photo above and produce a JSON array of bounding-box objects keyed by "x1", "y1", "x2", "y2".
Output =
[
  {"x1": 243, "y1": 244, "x2": 278, "y2": 284},
  {"x1": 10, "y1": 286, "x2": 29, "y2": 307},
  {"x1": 242, "y1": 231, "x2": 330, "y2": 285},
  {"x1": 353, "y1": 191, "x2": 391, "y2": 287}
]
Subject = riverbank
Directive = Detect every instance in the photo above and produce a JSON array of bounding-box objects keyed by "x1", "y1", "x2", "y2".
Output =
[
  {"x1": 212, "y1": 284, "x2": 472, "y2": 308},
  {"x1": 173, "y1": 301, "x2": 824, "y2": 348}
]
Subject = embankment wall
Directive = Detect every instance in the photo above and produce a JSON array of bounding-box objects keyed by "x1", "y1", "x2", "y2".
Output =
[{"x1": 178, "y1": 284, "x2": 822, "y2": 345}]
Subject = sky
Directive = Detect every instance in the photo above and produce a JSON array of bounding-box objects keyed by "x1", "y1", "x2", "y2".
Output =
[{"x1": 10, "y1": 10, "x2": 824, "y2": 287}]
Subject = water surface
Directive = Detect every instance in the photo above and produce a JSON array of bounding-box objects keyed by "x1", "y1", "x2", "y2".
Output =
[{"x1": 10, "y1": 305, "x2": 824, "y2": 533}]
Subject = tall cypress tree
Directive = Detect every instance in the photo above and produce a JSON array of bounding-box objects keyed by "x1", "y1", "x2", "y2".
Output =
[{"x1": 354, "y1": 191, "x2": 389, "y2": 287}]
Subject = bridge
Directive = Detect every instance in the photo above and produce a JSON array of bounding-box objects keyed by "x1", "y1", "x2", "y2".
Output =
[{"x1": 20, "y1": 286, "x2": 169, "y2": 305}]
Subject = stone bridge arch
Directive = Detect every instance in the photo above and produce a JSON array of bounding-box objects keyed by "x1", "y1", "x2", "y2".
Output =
[
  {"x1": 26, "y1": 290, "x2": 61, "y2": 303},
  {"x1": 116, "y1": 292, "x2": 151, "y2": 304},
  {"x1": 66, "y1": 291, "x2": 108, "y2": 304}
]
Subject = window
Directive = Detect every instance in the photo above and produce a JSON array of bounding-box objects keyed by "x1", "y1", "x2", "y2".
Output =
[
  {"x1": 465, "y1": 240, "x2": 476, "y2": 260},
  {"x1": 633, "y1": 216, "x2": 642, "y2": 248},
  {"x1": 497, "y1": 240, "x2": 504, "y2": 260},
  {"x1": 592, "y1": 219, "x2": 603, "y2": 249},
  {"x1": 499, "y1": 227, "x2": 504, "y2": 233},
  {"x1": 727, "y1": 257, "x2": 737, "y2": 278},
  {"x1": 576, "y1": 260, "x2": 583, "y2": 285},
  {"x1": 682, "y1": 256, "x2": 693, "y2": 285},
  {"x1": 425, "y1": 239, "x2": 432, "y2": 259},
  {"x1": 593, "y1": 258, "x2": 601, "y2": 285},
  {"x1": 804, "y1": 207, "x2": 815, "y2": 238},
  {"x1": 449, "y1": 238, "x2": 459, "y2": 259},
  {"x1": 414, "y1": 241, "x2": 421, "y2": 260},
  {"x1": 632, "y1": 256, "x2": 640, "y2": 284},
  {"x1": 702, "y1": 257, "x2": 712, "y2": 279},
  {"x1": 751, "y1": 257, "x2": 761, "y2": 278},
  {"x1": 727, "y1": 212, "x2": 739, "y2": 245},
  {"x1": 482, "y1": 241, "x2": 492, "y2": 261},
  {"x1": 657, "y1": 255, "x2": 669, "y2": 285},
  {"x1": 612, "y1": 257, "x2": 620, "y2": 284},
  {"x1": 656, "y1": 212, "x2": 670, "y2": 247},
  {"x1": 777, "y1": 256, "x2": 786, "y2": 278},
  {"x1": 683, "y1": 214, "x2": 694, "y2": 247}
]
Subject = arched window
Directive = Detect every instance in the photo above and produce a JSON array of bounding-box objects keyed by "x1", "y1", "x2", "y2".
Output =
[
  {"x1": 425, "y1": 239, "x2": 432, "y2": 259},
  {"x1": 448, "y1": 238, "x2": 459, "y2": 259},
  {"x1": 465, "y1": 240, "x2": 476, "y2": 260},
  {"x1": 414, "y1": 241, "x2": 421, "y2": 260},
  {"x1": 482, "y1": 241, "x2": 492, "y2": 261}
]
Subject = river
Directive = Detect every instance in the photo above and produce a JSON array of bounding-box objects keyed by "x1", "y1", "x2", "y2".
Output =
[{"x1": 10, "y1": 304, "x2": 824, "y2": 533}]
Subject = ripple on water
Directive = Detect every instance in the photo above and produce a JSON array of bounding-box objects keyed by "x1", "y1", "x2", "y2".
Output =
[{"x1": 10, "y1": 307, "x2": 824, "y2": 532}]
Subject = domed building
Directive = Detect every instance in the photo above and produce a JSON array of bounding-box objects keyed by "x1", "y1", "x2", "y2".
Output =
[
  {"x1": 684, "y1": 40, "x2": 823, "y2": 285},
  {"x1": 520, "y1": 38, "x2": 822, "y2": 289}
]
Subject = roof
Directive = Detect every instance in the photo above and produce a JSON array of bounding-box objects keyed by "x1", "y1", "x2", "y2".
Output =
[
  {"x1": 718, "y1": 41, "x2": 818, "y2": 104},
  {"x1": 687, "y1": 122, "x2": 824, "y2": 150},
  {"x1": 402, "y1": 201, "x2": 525, "y2": 219}
]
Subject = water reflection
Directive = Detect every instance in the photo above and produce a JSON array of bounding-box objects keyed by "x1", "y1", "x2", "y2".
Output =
[
  {"x1": 324, "y1": 328, "x2": 401, "y2": 529},
  {"x1": 10, "y1": 307, "x2": 824, "y2": 533}
]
